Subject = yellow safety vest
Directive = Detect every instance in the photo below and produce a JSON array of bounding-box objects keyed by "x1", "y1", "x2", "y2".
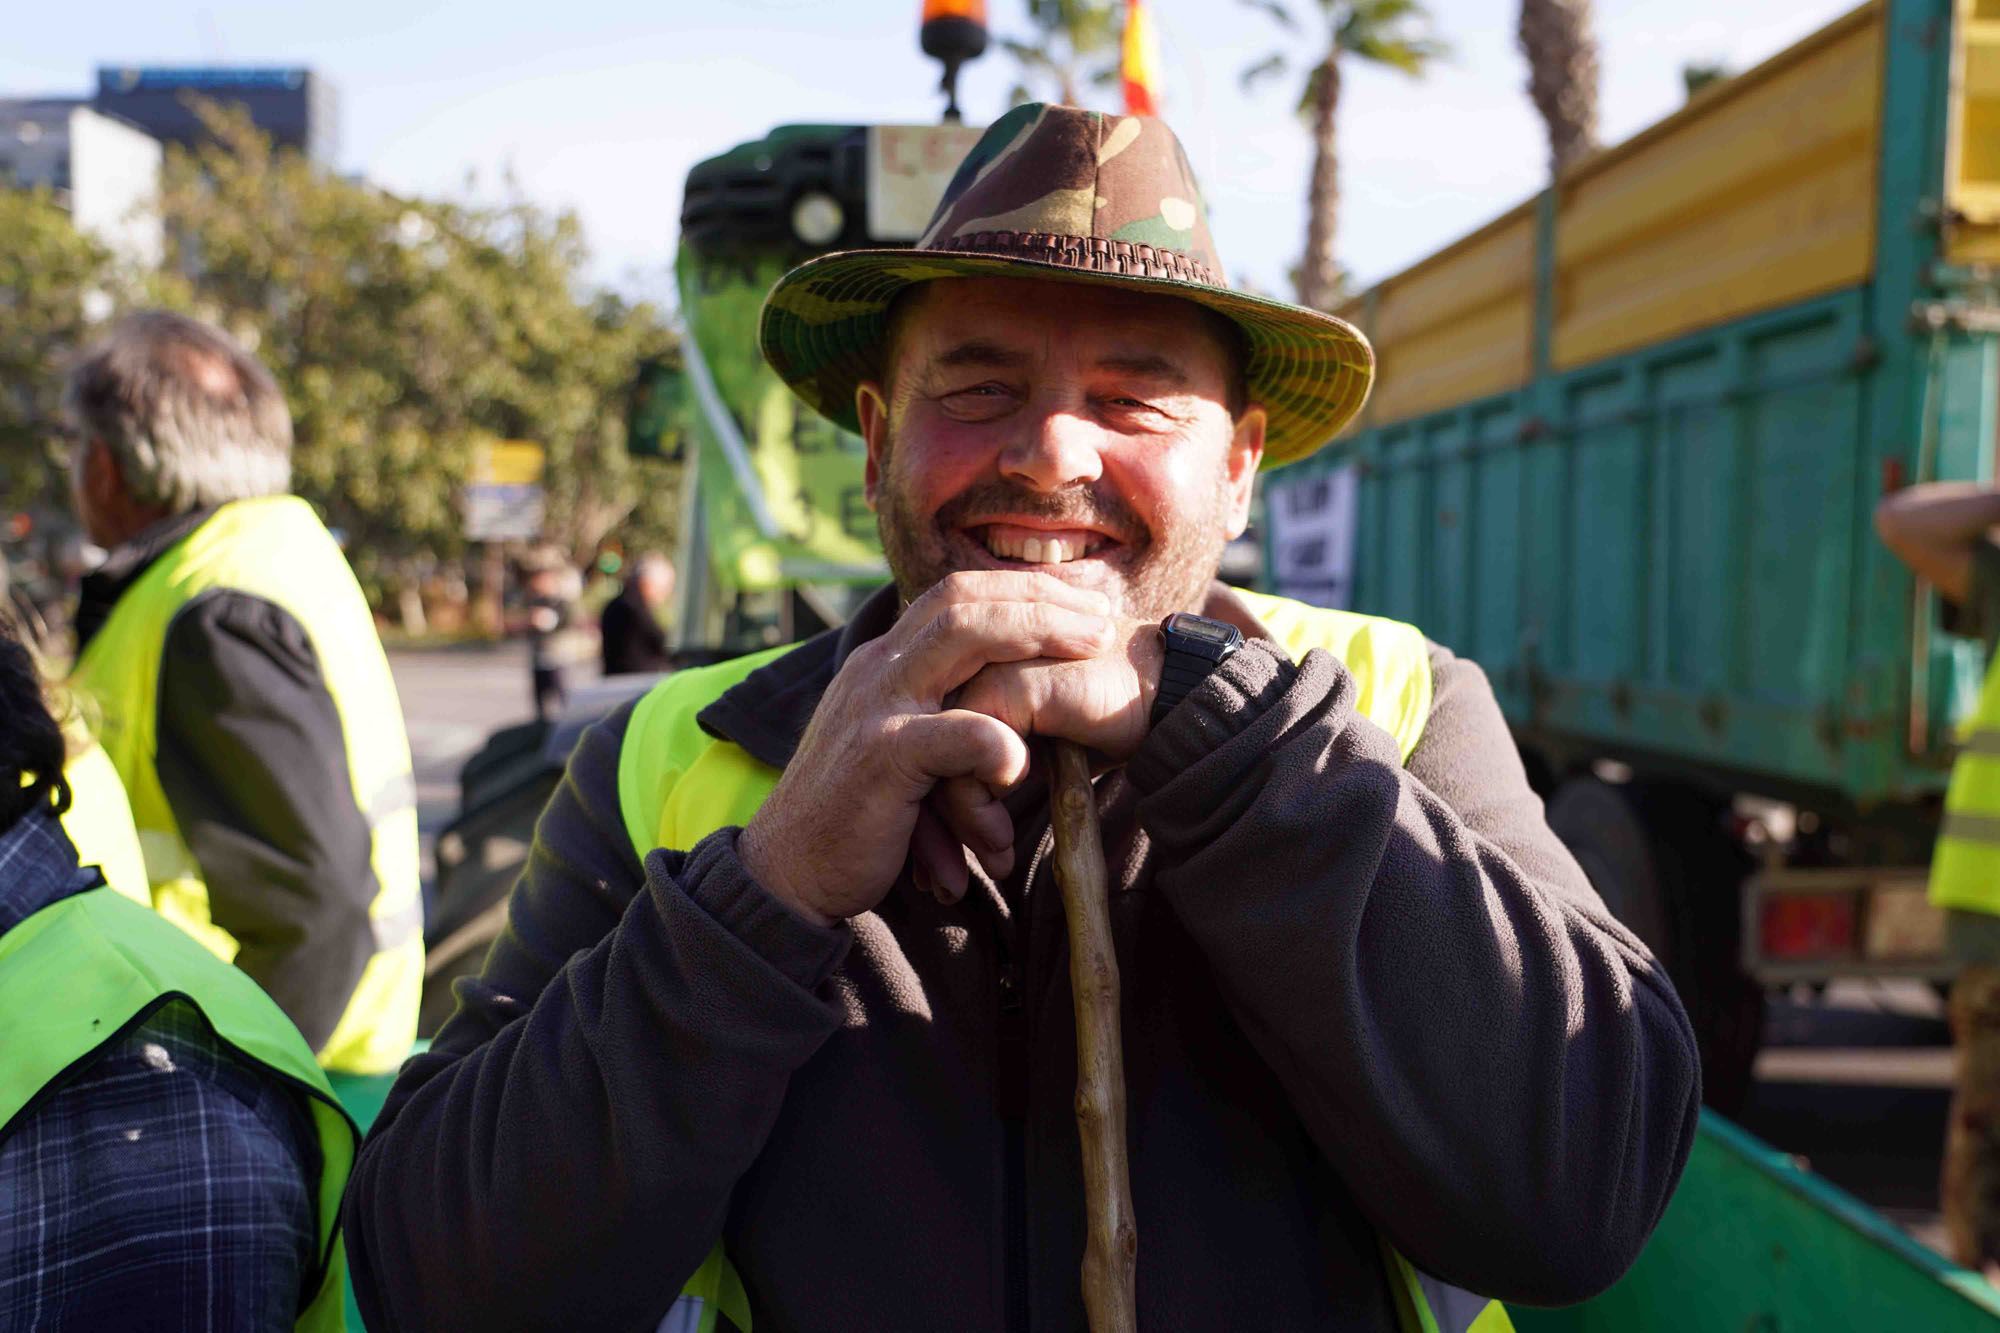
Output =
[
  {"x1": 1934, "y1": 650, "x2": 2000, "y2": 914},
  {"x1": 68, "y1": 496, "x2": 423, "y2": 1075},
  {"x1": 615, "y1": 589, "x2": 1512, "y2": 1333},
  {"x1": 60, "y1": 739, "x2": 150, "y2": 907},
  {"x1": 0, "y1": 881, "x2": 357, "y2": 1331}
]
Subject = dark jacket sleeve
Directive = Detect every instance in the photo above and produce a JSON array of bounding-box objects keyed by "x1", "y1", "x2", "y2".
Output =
[
  {"x1": 1941, "y1": 535, "x2": 2000, "y2": 658},
  {"x1": 1126, "y1": 638, "x2": 1700, "y2": 1306},
  {"x1": 155, "y1": 589, "x2": 381, "y2": 1050},
  {"x1": 600, "y1": 592, "x2": 672, "y2": 675},
  {"x1": 343, "y1": 700, "x2": 851, "y2": 1333}
]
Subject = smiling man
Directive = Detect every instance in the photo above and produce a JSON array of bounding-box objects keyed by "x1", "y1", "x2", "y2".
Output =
[{"x1": 346, "y1": 105, "x2": 1699, "y2": 1333}]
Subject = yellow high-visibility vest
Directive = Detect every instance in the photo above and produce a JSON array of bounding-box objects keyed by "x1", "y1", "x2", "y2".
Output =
[
  {"x1": 69, "y1": 496, "x2": 422, "y2": 1075},
  {"x1": 0, "y1": 881, "x2": 358, "y2": 1331},
  {"x1": 615, "y1": 588, "x2": 1511, "y2": 1333},
  {"x1": 59, "y1": 738, "x2": 149, "y2": 906},
  {"x1": 1934, "y1": 650, "x2": 2000, "y2": 915}
]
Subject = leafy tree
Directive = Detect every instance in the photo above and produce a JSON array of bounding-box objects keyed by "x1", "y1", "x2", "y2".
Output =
[
  {"x1": 1518, "y1": 0, "x2": 1600, "y2": 177},
  {"x1": 152, "y1": 105, "x2": 680, "y2": 612},
  {"x1": 0, "y1": 190, "x2": 130, "y2": 514},
  {"x1": 1001, "y1": 0, "x2": 1123, "y2": 108},
  {"x1": 1241, "y1": 0, "x2": 1447, "y2": 312}
]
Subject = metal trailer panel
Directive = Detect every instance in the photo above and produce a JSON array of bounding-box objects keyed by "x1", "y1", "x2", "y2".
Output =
[
  {"x1": 1550, "y1": 6, "x2": 1884, "y2": 370},
  {"x1": 1948, "y1": 2, "x2": 2000, "y2": 263},
  {"x1": 1271, "y1": 0, "x2": 1993, "y2": 807},
  {"x1": 1507, "y1": 1111, "x2": 2000, "y2": 1331},
  {"x1": 1338, "y1": 206, "x2": 1539, "y2": 429}
]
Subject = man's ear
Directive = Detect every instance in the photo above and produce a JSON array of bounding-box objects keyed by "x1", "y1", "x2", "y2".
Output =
[
  {"x1": 1223, "y1": 405, "x2": 1266, "y2": 539},
  {"x1": 856, "y1": 381, "x2": 891, "y2": 510},
  {"x1": 84, "y1": 439, "x2": 122, "y2": 508}
]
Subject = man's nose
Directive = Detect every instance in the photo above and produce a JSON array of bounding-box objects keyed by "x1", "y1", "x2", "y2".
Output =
[{"x1": 999, "y1": 408, "x2": 1105, "y2": 492}]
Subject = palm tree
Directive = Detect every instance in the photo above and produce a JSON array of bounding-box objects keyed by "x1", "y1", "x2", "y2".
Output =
[
  {"x1": 1241, "y1": 0, "x2": 1447, "y2": 313},
  {"x1": 1681, "y1": 61, "x2": 1730, "y2": 100},
  {"x1": 1001, "y1": 0, "x2": 1123, "y2": 108},
  {"x1": 1518, "y1": 0, "x2": 1600, "y2": 177}
]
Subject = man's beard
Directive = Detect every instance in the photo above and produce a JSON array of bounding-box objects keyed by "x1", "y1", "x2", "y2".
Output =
[{"x1": 873, "y1": 448, "x2": 1233, "y2": 622}]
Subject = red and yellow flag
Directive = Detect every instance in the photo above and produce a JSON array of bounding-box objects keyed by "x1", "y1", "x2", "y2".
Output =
[{"x1": 1121, "y1": 0, "x2": 1162, "y2": 116}]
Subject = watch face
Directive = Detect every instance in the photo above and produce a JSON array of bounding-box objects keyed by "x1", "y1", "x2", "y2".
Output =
[{"x1": 1165, "y1": 613, "x2": 1240, "y2": 647}]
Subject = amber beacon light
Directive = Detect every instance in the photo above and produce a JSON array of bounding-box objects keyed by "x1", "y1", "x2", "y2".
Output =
[{"x1": 920, "y1": 0, "x2": 988, "y2": 123}]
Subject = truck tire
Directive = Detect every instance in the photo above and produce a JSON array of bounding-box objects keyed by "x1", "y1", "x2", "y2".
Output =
[
  {"x1": 1546, "y1": 777, "x2": 1675, "y2": 960},
  {"x1": 1546, "y1": 776, "x2": 1764, "y2": 1113}
]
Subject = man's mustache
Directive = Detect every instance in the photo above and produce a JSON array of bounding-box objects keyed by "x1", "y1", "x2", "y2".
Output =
[{"x1": 935, "y1": 482, "x2": 1146, "y2": 545}]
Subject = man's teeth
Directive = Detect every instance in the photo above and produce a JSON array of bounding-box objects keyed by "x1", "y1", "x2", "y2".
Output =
[{"x1": 981, "y1": 531, "x2": 1101, "y2": 564}]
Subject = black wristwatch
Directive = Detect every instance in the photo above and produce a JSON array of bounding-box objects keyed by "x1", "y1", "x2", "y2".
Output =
[{"x1": 1150, "y1": 612, "x2": 1244, "y2": 728}]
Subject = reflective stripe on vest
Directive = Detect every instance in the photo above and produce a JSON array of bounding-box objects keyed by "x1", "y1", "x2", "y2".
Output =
[
  {"x1": 0, "y1": 885, "x2": 357, "y2": 1332},
  {"x1": 1934, "y1": 651, "x2": 2000, "y2": 915},
  {"x1": 614, "y1": 591, "x2": 1510, "y2": 1333},
  {"x1": 68, "y1": 496, "x2": 423, "y2": 1074}
]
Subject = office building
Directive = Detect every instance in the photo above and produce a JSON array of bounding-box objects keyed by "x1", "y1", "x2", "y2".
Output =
[
  {"x1": 95, "y1": 66, "x2": 338, "y2": 165},
  {"x1": 0, "y1": 98, "x2": 162, "y2": 266}
]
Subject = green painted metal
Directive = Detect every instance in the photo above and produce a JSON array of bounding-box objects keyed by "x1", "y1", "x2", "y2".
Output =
[
  {"x1": 329, "y1": 1044, "x2": 428, "y2": 1333},
  {"x1": 1272, "y1": 0, "x2": 1997, "y2": 808},
  {"x1": 1507, "y1": 1111, "x2": 2000, "y2": 1331}
]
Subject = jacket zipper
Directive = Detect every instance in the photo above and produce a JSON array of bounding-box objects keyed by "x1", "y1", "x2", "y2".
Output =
[
  {"x1": 998, "y1": 823, "x2": 1057, "y2": 1332},
  {"x1": 998, "y1": 958, "x2": 1028, "y2": 1332}
]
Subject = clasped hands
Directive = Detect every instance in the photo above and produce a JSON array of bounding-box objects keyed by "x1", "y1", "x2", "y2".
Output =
[{"x1": 736, "y1": 571, "x2": 1163, "y2": 927}]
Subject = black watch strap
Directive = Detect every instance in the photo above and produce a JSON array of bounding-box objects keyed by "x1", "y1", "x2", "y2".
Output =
[{"x1": 1150, "y1": 612, "x2": 1243, "y2": 728}]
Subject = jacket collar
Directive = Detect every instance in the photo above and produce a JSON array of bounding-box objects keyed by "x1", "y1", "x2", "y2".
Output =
[
  {"x1": 74, "y1": 505, "x2": 217, "y2": 653},
  {"x1": 695, "y1": 584, "x2": 903, "y2": 770},
  {"x1": 693, "y1": 580, "x2": 1273, "y2": 771},
  {"x1": 0, "y1": 811, "x2": 102, "y2": 939}
]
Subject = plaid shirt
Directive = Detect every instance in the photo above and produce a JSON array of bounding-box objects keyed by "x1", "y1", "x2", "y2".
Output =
[{"x1": 0, "y1": 811, "x2": 321, "y2": 1331}]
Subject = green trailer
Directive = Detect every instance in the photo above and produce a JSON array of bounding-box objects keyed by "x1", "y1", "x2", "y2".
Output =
[
  {"x1": 1511, "y1": 1112, "x2": 2000, "y2": 1330},
  {"x1": 1263, "y1": 0, "x2": 2000, "y2": 1107}
]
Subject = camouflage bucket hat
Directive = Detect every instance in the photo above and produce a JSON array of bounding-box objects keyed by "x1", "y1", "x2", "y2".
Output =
[{"x1": 759, "y1": 103, "x2": 1375, "y2": 469}]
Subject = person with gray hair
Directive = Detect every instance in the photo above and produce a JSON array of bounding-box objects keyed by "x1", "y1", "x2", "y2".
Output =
[{"x1": 64, "y1": 309, "x2": 424, "y2": 1077}]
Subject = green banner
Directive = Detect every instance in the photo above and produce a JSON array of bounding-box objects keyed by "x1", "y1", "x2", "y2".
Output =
[{"x1": 675, "y1": 245, "x2": 885, "y2": 592}]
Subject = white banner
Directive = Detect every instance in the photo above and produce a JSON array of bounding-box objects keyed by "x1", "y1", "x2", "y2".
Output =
[{"x1": 1266, "y1": 464, "x2": 1358, "y2": 609}]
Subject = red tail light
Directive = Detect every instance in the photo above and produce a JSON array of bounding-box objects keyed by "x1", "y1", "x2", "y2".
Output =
[{"x1": 1759, "y1": 893, "x2": 1859, "y2": 961}]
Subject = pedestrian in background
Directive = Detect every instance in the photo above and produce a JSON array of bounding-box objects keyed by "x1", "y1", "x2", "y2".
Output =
[
  {"x1": 599, "y1": 551, "x2": 675, "y2": 676},
  {"x1": 520, "y1": 545, "x2": 584, "y2": 720},
  {"x1": 1878, "y1": 481, "x2": 2000, "y2": 1275},
  {"x1": 63, "y1": 310, "x2": 423, "y2": 1077},
  {"x1": 0, "y1": 617, "x2": 358, "y2": 1331}
]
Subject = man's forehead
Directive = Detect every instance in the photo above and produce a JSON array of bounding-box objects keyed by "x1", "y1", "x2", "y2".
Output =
[{"x1": 896, "y1": 277, "x2": 1227, "y2": 365}]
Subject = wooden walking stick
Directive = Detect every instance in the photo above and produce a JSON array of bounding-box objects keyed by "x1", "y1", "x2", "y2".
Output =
[{"x1": 1047, "y1": 738, "x2": 1139, "y2": 1333}]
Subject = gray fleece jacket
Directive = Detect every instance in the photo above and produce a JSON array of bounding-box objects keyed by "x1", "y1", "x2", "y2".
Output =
[{"x1": 345, "y1": 585, "x2": 1699, "y2": 1333}]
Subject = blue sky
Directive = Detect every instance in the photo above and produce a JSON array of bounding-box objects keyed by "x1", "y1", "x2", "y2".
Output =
[{"x1": 5, "y1": 1, "x2": 1856, "y2": 305}]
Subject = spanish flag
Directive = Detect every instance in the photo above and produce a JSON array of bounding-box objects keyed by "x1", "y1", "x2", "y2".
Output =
[{"x1": 1122, "y1": 0, "x2": 1161, "y2": 116}]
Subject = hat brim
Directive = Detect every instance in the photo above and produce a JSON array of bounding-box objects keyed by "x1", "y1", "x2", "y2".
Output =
[{"x1": 758, "y1": 248, "x2": 1374, "y2": 470}]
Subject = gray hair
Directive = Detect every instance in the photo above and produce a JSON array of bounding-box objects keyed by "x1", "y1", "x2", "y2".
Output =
[{"x1": 63, "y1": 311, "x2": 293, "y2": 512}]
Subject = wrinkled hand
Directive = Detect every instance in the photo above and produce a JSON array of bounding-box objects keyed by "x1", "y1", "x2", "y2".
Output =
[
  {"x1": 736, "y1": 571, "x2": 1117, "y2": 926},
  {"x1": 920, "y1": 621, "x2": 1160, "y2": 900},
  {"x1": 950, "y1": 624, "x2": 1163, "y2": 764}
]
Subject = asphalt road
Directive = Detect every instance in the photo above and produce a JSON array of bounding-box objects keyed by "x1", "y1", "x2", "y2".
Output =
[
  {"x1": 390, "y1": 641, "x2": 593, "y2": 851},
  {"x1": 385, "y1": 643, "x2": 1958, "y2": 1255}
]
